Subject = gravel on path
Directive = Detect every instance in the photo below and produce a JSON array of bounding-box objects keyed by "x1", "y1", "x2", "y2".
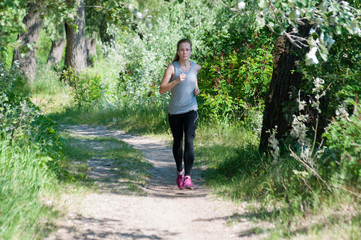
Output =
[{"x1": 45, "y1": 125, "x2": 269, "y2": 240}]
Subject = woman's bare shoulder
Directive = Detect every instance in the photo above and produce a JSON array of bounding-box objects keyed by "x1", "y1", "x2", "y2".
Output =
[
  {"x1": 166, "y1": 63, "x2": 175, "y2": 72},
  {"x1": 194, "y1": 62, "x2": 201, "y2": 72}
]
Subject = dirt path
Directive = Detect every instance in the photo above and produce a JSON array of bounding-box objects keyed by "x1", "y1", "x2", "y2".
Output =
[{"x1": 46, "y1": 125, "x2": 268, "y2": 240}]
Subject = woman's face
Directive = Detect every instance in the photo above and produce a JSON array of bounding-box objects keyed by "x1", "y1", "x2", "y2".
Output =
[{"x1": 178, "y1": 42, "x2": 191, "y2": 61}]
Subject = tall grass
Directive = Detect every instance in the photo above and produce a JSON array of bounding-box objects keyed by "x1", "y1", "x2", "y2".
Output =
[
  {"x1": 31, "y1": 64, "x2": 73, "y2": 115},
  {"x1": 0, "y1": 138, "x2": 59, "y2": 240}
]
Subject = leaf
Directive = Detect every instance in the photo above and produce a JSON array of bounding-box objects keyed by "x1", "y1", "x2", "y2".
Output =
[
  {"x1": 318, "y1": 43, "x2": 329, "y2": 61},
  {"x1": 108, "y1": 0, "x2": 115, "y2": 10},
  {"x1": 300, "y1": 0, "x2": 307, "y2": 7},
  {"x1": 305, "y1": 46, "x2": 319, "y2": 65},
  {"x1": 258, "y1": 0, "x2": 267, "y2": 8},
  {"x1": 289, "y1": 9, "x2": 300, "y2": 21},
  {"x1": 256, "y1": 15, "x2": 265, "y2": 29}
]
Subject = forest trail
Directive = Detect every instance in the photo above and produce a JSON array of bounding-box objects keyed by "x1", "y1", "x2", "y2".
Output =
[{"x1": 46, "y1": 125, "x2": 269, "y2": 240}]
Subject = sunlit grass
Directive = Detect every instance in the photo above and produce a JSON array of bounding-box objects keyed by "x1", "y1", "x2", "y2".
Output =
[
  {"x1": 31, "y1": 65, "x2": 73, "y2": 115},
  {"x1": 60, "y1": 132, "x2": 152, "y2": 195},
  {"x1": 0, "y1": 139, "x2": 60, "y2": 240}
]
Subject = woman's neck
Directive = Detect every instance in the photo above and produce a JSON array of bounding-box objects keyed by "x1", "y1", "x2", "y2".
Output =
[{"x1": 178, "y1": 59, "x2": 190, "y2": 67}]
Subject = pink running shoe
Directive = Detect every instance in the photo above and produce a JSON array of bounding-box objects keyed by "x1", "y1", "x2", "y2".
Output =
[
  {"x1": 176, "y1": 170, "x2": 184, "y2": 190},
  {"x1": 183, "y1": 176, "x2": 194, "y2": 190}
]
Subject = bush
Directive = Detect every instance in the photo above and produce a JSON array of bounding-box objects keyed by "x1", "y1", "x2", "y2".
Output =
[
  {"x1": 32, "y1": 64, "x2": 65, "y2": 95},
  {"x1": 0, "y1": 63, "x2": 64, "y2": 173},
  {"x1": 324, "y1": 100, "x2": 361, "y2": 187},
  {"x1": 62, "y1": 68, "x2": 106, "y2": 111},
  {"x1": 0, "y1": 63, "x2": 64, "y2": 239},
  {"x1": 198, "y1": 37, "x2": 273, "y2": 127}
]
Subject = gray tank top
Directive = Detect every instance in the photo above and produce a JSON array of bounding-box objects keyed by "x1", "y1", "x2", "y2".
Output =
[{"x1": 168, "y1": 61, "x2": 198, "y2": 115}]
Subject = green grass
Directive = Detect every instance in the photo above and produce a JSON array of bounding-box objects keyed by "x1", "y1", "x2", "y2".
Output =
[
  {"x1": 0, "y1": 139, "x2": 60, "y2": 240},
  {"x1": 31, "y1": 64, "x2": 73, "y2": 115},
  {"x1": 47, "y1": 100, "x2": 171, "y2": 137},
  {"x1": 60, "y1": 131, "x2": 152, "y2": 195}
]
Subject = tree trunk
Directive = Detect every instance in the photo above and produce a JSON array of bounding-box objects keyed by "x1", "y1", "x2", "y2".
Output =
[
  {"x1": 64, "y1": 0, "x2": 87, "y2": 72},
  {"x1": 47, "y1": 38, "x2": 66, "y2": 65},
  {"x1": 259, "y1": 23, "x2": 313, "y2": 154},
  {"x1": 12, "y1": 3, "x2": 43, "y2": 84},
  {"x1": 99, "y1": 17, "x2": 114, "y2": 45},
  {"x1": 86, "y1": 37, "x2": 97, "y2": 66}
]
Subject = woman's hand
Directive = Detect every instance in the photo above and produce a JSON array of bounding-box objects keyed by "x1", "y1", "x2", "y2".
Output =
[
  {"x1": 194, "y1": 88, "x2": 200, "y2": 96},
  {"x1": 177, "y1": 73, "x2": 186, "y2": 84}
]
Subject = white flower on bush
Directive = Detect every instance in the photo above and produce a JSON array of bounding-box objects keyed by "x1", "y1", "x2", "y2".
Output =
[
  {"x1": 268, "y1": 126, "x2": 280, "y2": 161},
  {"x1": 313, "y1": 77, "x2": 324, "y2": 91},
  {"x1": 336, "y1": 104, "x2": 349, "y2": 120},
  {"x1": 291, "y1": 115, "x2": 309, "y2": 146},
  {"x1": 128, "y1": 4, "x2": 135, "y2": 11},
  {"x1": 305, "y1": 46, "x2": 319, "y2": 65},
  {"x1": 238, "y1": 1, "x2": 246, "y2": 10},
  {"x1": 135, "y1": 12, "x2": 143, "y2": 19}
]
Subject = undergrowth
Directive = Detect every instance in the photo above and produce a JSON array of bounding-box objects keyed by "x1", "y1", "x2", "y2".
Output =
[{"x1": 0, "y1": 64, "x2": 64, "y2": 239}]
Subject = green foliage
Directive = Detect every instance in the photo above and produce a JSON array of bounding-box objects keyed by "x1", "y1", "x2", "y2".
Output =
[
  {"x1": 62, "y1": 68, "x2": 106, "y2": 111},
  {"x1": 324, "y1": 101, "x2": 361, "y2": 185},
  {"x1": 198, "y1": 32, "x2": 273, "y2": 126},
  {"x1": 85, "y1": 0, "x2": 132, "y2": 42},
  {"x1": 36, "y1": 29, "x2": 53, "y2": 65},
  {"x1": 103, "y1": 0, "x2": 274, "y2": 129},
  {"x1": 0, "y1": 1, "x2": 26, "y2": 63},
  {"x1": 0, "y1": 65, "x2": 64, "y2": 173},
  {"x1": 32, "y1": 64, "x2": 65, "y2": 96},
  {"x1": 0, "y1": 0, "x2": 76, "y2": 66},
  {"x1": 0, "y1": 63, "x2": 64, "y2": 239},
  {"x1": 248, "y1": 0, "x2": 361, "y2": 66},
  {"x1": 300, "y1": 34, "x2": 361, "y2": 120},
  {"x1": 0, "y1": 139, "x2": 59, "y2": 240}
]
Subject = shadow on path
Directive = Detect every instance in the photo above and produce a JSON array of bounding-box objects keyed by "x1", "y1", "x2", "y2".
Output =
[{"x1": 47, "y1": 125, "x2": 271, "y2": 240}]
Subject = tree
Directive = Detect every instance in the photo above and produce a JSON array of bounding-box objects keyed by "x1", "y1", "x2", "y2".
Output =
[
  {"x1": 258, "y1": 21, "x2": 313, "y2": 153},
  {"x1": 0, "y1": 1, "x2": 27, "y2": 69},
  {"x1": 64, "y1": 0, "x2": 87, "y2": 72},
  {"x1": 256, "y1": 0, "x2": 361, "y2": 153},
  {"x1": 1, "y1": 0, "x2": 75, "y2": 82},
  {"x1": 218, "y1": 0, "x2": 361, "y2": 153},
  {"x1": 11, "y1": 3, "x2": 44, "y2": 84},
  {"x1": 86, "y1": 37, "x2": 97, "y2": 66},
  {"x1": 219, "y1": 0, "x2": 360, "y2": 154},
  {"x1": 47, "y1": 26, "x2": 66, "y2": 66}
]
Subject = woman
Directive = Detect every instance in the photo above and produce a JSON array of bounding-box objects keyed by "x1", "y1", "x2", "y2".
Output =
[{"x1": 159, "y1": 38, "x2": 201, "y2": 190}]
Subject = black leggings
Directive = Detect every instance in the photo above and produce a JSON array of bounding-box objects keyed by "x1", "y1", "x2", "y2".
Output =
[{"x1": 168, "y1": 110, "x2": 198, "y2": 176}]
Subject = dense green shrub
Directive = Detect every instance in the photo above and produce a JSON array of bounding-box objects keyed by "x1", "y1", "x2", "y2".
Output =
[
  {"x1": 0, "y1": 63, "x2": 64, "y2": 173},
  {"x1": 62, "y1": 68, "x2": 106, "y2": 110},
  {"x1": 324, "y1": 100, "x2": 361, "y2": 187},
  {"x1": 198, "y1": 34, "x2": 273, "y2": 127},
  {"x1": 0, "y1": 64, "x2": 64, "y2": 239},
  {"x1": 99, "y1": 0, "x2": 274, "y2": 130}
]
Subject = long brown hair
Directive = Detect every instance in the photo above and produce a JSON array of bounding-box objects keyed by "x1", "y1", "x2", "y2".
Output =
[{"x1": 172, "y1": 38, "x2": 192, "y2": 63}]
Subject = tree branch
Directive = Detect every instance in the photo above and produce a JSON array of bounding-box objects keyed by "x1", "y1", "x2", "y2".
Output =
[
  {"x1": 283, "y1": 31, "x2": 309, "y2": 49},
  {"x1": 218, "y1": 0, "x2": 237, "y2": 12},
  {"x1": 289, "y1": 145, "x2": 332, "y2": 192}
]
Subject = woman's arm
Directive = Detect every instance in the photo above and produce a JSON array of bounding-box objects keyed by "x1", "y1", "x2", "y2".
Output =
[
  {"x1": 194, "y1": 64, "x2": 201, "y2": 96},
  {"x1": 159, "y1": 64, "x2": 185, "y2": 94},
  {"x1": 196, "y1": 63, "x2": 201, "y2": 74}
]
